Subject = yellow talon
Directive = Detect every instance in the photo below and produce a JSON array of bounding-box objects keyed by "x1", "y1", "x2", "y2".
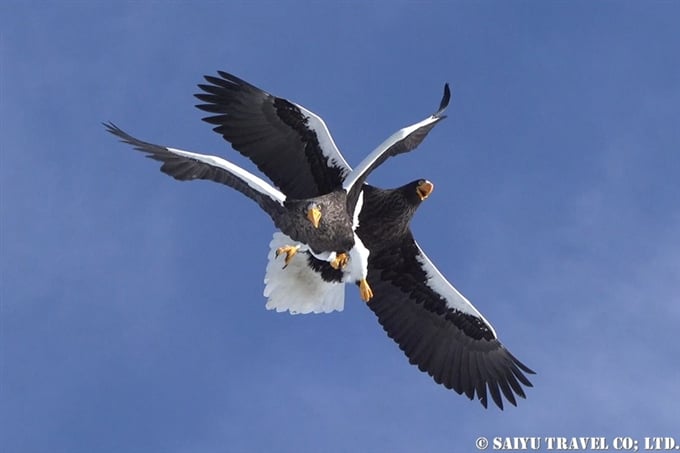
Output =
[
  {"x1": 359, "y1": 278, "x2": 373, "y2": 302},
  {"x1": 275, "y1": 245, "x2": 300, "y2": 267},
  {"x1": 330, "y1": 252, "x2": 349, "y2": 270}
]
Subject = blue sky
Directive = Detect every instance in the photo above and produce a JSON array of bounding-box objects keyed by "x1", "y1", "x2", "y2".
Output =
[{"x1": 2, "y1": 2, "x2": 679, "y2": 452}]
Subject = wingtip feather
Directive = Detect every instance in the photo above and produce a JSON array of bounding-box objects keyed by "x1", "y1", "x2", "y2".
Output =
[{"x1": 436, "y1": 83, "x2": 451, "y2": 116}]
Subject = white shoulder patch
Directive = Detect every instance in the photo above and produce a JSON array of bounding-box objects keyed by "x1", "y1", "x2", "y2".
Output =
[
  {"x1": 263, "y1": 233, "x2": 345, "y2": 314},
  {"x1": 413, "y1": 241, "x2": 497, "y2": 338},
  {"x1": 344, "y1": 233, "x2": 369, "y2": 283},
  {"x1": 352, "y1": 190, "x2": 364, "y2": 229},
  {"x1": 293, "y1": 102, "x2": 352, "y2": 177}
]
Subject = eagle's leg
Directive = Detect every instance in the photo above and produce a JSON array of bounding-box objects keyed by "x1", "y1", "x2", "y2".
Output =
[
  {"x1": 275, "y1": 245, "x2": 300, "y2": 268},
  {"x1": 359, "y1": 279, "x2": 373, "y2": 302},
  {"x1": 330, "y1": 252, "x2": 349, "y2": 270}
]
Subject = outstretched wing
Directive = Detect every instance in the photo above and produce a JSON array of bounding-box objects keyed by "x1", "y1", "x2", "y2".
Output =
[
  {"x1": 366, "y1": 231, "x2": 534, "y2": 410},
  {"x1": 195, "y1": 71, "x2": 351, "y2": 199},
  {"x1": 104, "y1": 122, "x2": 286, "y2": 219},
  {"x1": 343, "y1": 83, "x2": 450, "y2": 211}
]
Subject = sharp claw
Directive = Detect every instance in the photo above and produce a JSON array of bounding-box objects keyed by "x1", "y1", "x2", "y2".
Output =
[
  {"x1": 275, "y1": 245, "x2": 300, "y2": 268},
  {"x1": 330, "y1": 252, "x2": 349, "y2": 270},
  {"x1": 359, "y1": 279, "x2": 373, "y2": 302}
]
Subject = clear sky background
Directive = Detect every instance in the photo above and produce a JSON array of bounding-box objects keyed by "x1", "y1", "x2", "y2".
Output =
[{"x1": 2, "y1": 2, "x2": 679, "y2": 452}]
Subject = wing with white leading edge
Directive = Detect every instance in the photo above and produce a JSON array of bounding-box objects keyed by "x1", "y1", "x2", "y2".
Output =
[
  {"x1": 196, "y1": 71, "x2": 351, "y2": 199},
  {"x1": 365, "y1": 231, "x2": 535, "y2": 410}
]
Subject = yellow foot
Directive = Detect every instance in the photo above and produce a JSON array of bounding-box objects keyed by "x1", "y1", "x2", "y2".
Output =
[
  {"x1": 330, "y1": 252, "x2": 349, "y2": 270},
  {"x1": 359, "y1": 278, "x2": 373, "y2": 302},
  {"x1": 275, "y1": 244, "x2": 300, "y2": 268}
]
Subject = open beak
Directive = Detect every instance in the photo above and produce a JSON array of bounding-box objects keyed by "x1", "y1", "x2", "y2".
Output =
[
  {"x1": 416, "y1": 180, "x2": 434, "y2": 201},
  {"x1": 307, "y1": 206, "x2": 322, "y2": 228}
]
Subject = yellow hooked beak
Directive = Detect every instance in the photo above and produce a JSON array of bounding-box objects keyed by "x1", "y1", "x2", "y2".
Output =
[
  {"x1": 307, "y1": 206, "x2": 322, "y2": 228},
  {"x1": 416, "y1": 180, "x2": 434, "y2": 201}
]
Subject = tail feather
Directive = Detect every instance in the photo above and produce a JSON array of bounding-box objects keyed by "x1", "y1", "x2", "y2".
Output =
[{"x1": 264, "y1": 233, "x2": 345, "y2": 314}]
